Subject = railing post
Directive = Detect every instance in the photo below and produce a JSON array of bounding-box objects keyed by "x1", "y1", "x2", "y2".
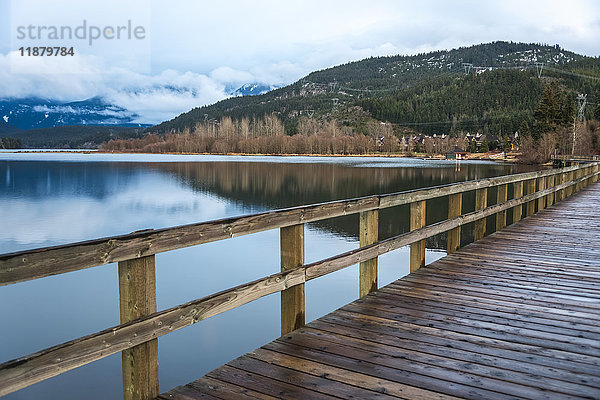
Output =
[
  {"x1": 118, "y1": 255, "x2": 159, "y2": 400},
  {"x1": 496, "y1": 184, "x2": 508, "y2": 230},
  {"x1": 546, "y1": 174, "x2": 555, "y2": 207},
  {"x1": 474, "y1": 188, "x2": 487, "y2": 241},
  {"x1": 512, "y1": 181, "x2": 523, "y2": 224},
  {"x1": 410, "y1": 200, "x2": 426, "y2": 272},
  {"x1": 526, "y1": 178, "x2": 536, "y2": 217},
  {"x1": 566, "y1": 171, "x2": 574, "y2": 197},
  {"x1": 594, "y1": 164, "x2": 599, "y2": 183},
  {"x1": 557, "y1": 172, "x2": 564, "y2": 202},
  {"x1": 537, "y1": 176, "x2": 547, "y2": 211},
  {"x1": 359, "y1": 210, "x2": 378, "y2": 297},
  {"x1": 447, "y1": 193, "x2": 462, "y2": 254},
  {"x1": 280, "y1": 224, "x2": 305, "y2": 335}
]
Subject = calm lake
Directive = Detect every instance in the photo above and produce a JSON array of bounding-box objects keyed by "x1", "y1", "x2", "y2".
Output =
[{"x1": 0, "y1": 153, "x2": 541, "y2": 399}]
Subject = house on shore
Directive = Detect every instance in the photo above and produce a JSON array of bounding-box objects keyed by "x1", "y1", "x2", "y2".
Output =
[{"x1": 446, "y1": 147, "x2": 468, "y2": 160}]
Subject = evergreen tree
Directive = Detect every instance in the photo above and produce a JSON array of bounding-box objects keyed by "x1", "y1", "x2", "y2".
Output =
[
  {"x1": 0, "y1": 137, "x2": 22, "y2": 149},
  {"x1": 467, "y1": 140, "x2": 477, "y2": 153},
  {"x1": 532, "y1": 84, "x2": 575, "y2": 140},
  {"x1": 518, "y1": 120, "x2": 530, "y2": 137},
  {"x1": 480, "y1": 140, "x2": 489, "y2": 152},
  {"x1": 595, "y1": 103, "x2": 600, "y2": 121},
  {"x1": 560, "y1": 93, "x2": 575, "y2": 125}
]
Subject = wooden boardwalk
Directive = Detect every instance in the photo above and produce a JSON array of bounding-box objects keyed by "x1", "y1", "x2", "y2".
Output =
[{"x1": 158, "y1": 183, "x2": 600, "y2": 400}]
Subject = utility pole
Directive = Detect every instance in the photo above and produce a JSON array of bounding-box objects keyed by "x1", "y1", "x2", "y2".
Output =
[
  {"x1": 329, "y1": 81, "x2": 338, "y2": 93},
  {"x1": 573, "y1": 94, "x2": 587, "y2": 155},
  {"x1": 535, "y1": 62, "x2": 544, "y2": 78},
  {"x1": 577, "y1": 93, "x2": 587, "y2": 122},
  {"x1": 462, "y1": 63, "x2": 473, "y2": 74}
]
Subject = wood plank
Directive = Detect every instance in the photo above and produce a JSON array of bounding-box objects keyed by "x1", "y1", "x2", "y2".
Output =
[
  {"x1": 157, "y1": 384, "x2": 220, "y2": 400},
  {"x1": 410, "y1": 200, "x2": 426, "y2": 272},
  {"x1": 354, "y1": 293, "x2": 600, "y2": 341},
  {"x1": 447, "y1": 193, "x2": 462, "y2": 253},
  {"x1": 119, "y1": 256, "x2": 159, "y2": 400},
  {"x1": 526, "y1": 178, "x2": 536, "y2": 216},
  {"x1": 246, "y1": 347, "x2": 460, "y2": 400},
  {"x1": 546, "y1": 174, "x2": 555, "y2": 206},
  {"x1": 511, "y1": 182, "x2": 522, "y2": 224},
  {"x1": 207, "y1": 365, "x2": 337, "y2": 400},
  {"x1": 474, "y1": 188, "x2": 487, "y2": 240},
  {"x1": 316, "y1": 313, "x2": 600, "y2": 376},
  {"x1": 189, "y1": 376, "x2": 279, "y2": 400},
  {"x1": 374, "y1": 285, "x2": 600, "y2": 333},
  {"x1": 263, "y1": 341, "x2": 531, "y2": 399},
  {"x1": 228, "y1": 355, "x2": 398, "y2": 400},
  {"x1": 495, "y1": 184, "x2": 507, "y2": 230},
  {"x1": 308, "y1": 320, "x2": 600, "y2": 387},
  {"x1": 322, "y1": 309, "x2": 600, "y2": 368},
  {"x1": 280, "y1": 224, "x2": 305, "y2": 335},
  {"x1": 277, "y1": 327, "x2": 598, "y2": 398},
  {"x1": 359, "y1": 210, "x2": 378, "y2": 297},
  {"x1": 537, "y1": 176, "x2": 547, "y2": 210},
  {"x1": 339, "y1": 304, "x2": 600, "y2": 356}
]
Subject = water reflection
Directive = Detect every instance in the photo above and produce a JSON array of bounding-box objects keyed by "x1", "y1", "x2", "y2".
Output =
[
  {"x1": 1, "y1": 159, "x2": 540, "y2": 252},
  {"x1": 157, "y1": 160, "x2": 540, "y2": 247}
]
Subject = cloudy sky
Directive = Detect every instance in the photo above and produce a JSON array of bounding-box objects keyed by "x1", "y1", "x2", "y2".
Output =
[{"x1": 1, "y1": 0, "x2": 599, "y2": 124}]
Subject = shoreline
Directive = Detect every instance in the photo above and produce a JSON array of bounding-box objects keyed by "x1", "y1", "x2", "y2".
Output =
[{"x1": 1, "y1": 149, "x2": 520, "y2": 163}]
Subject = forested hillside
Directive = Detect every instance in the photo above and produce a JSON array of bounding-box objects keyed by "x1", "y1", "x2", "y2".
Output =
[{"x1": 150, "y1": 41, "x2": 600, "y2": 137}]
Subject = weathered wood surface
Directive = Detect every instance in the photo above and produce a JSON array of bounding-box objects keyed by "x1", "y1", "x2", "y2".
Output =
[
  {"x1": 511, "y1": 181, "x2": 523, "y2": 224},
  {"x1": 359, "y1": 210, "x2": 379, "y2": 297},
  {"x1": 280, "y1": 224, "x2": 305, "y2": 335},
  {"x1": 119, "y1": 256, "x2": 159, "y2": 400},
  {"x1": 161, "y1": 183, "x2": 600, "y2": 400},
  {"x1": 474, "y1": 188, "x2": 487, "y2": 240},
  {"x1": 0, "y1": 170, "x2": 596, "y2": 397},
  {"x1": 409, "y1": 200, "x2": 426, "y2": 272},
  {"x1": 446, "y1": 193, "x2": 462, "y2": 254},
  {"x1": 0, "y1": 165, "x2": 587, "y2": 287},
  {"x1": 495, "y1": 183, "x2": 507, "y2": 231}
]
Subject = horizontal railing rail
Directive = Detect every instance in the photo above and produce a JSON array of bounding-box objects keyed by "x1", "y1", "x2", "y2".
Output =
[{"x1": 0, "y1": 162, "x2": 598, "y2": 399}]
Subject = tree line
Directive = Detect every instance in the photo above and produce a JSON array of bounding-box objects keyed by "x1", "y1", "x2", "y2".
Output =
[
  {"x1": 102, "y1": 114, "x2": 472, "y2": 156},
  {"x1": 0, "y1": 137, "x2": 22, "y2": 149}
]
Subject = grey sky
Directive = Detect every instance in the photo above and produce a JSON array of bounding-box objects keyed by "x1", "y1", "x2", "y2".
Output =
[{"x1": 1, "y1": 0, "x2": 599, "y2": 124}]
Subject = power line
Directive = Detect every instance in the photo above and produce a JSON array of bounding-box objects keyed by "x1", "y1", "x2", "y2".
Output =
[
  {"x1": 541, "y1": 66, "x2": 600, "y2": 82},
  {"x1": 304, "y1": 63, "x2": 600, "y2": 97}
]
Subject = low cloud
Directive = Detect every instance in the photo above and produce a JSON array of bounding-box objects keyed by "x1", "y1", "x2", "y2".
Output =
[{"x1": 0, "y1": 52, "x2": 232, "y2": 124}]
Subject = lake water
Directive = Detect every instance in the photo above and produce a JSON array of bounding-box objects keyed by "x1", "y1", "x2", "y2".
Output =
[{"x1": 0, "y1": 153, "x2": 541, "y2": 399}]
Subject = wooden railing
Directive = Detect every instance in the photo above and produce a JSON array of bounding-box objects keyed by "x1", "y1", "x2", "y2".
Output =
[{"x1": 1, "y1": 162, "x2": 599, "y2": 399}]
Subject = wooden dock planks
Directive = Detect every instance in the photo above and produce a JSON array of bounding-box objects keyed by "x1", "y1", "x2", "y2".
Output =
[{"x1": 158, "y1": 184, "x2": 600, "y2": 400}]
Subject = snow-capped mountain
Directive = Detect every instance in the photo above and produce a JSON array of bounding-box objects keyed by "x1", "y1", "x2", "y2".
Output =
[
  {"x1": 0, "y1": 97, "x2": 146, "y2": 130},
  {"x1": 231, "y1": 83, "x2": 277, "y2": 97}
]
